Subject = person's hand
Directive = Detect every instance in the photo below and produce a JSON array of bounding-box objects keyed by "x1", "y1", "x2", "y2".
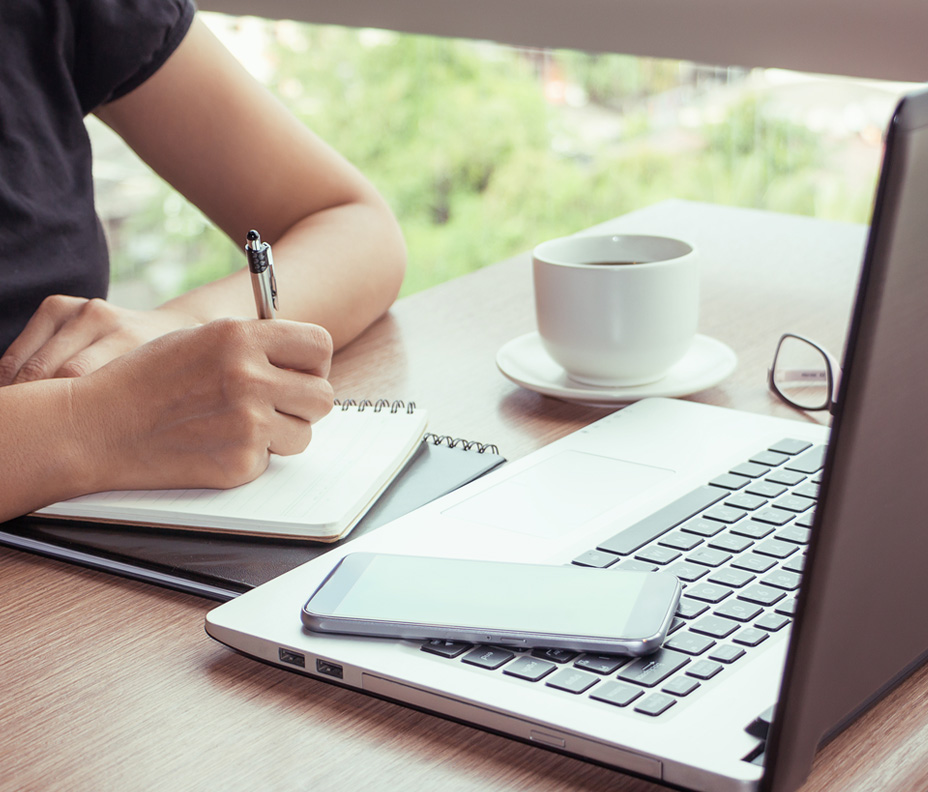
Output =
[
  {"x1": 0, "y1": 295, "x2": 202, "y2": 386},
  {"x1": 71, "y1": 317, "x2": 334, "y2": 492}
]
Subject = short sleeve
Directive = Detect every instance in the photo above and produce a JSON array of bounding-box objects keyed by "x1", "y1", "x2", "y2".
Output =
[{"x1": 72, "y1": 0, "x2": 196, "y2": 114}]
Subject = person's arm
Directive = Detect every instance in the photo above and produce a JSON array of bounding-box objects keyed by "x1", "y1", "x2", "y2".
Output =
[
  {"x1": 100, "y1": 17, "x2": 407, "y2": 339},
  {"x1": 0, "y1": 16, "x2": 405, "y2": 386},
  {"x1": 0, "y1": 319, "x2": 334, "y2": 523}
]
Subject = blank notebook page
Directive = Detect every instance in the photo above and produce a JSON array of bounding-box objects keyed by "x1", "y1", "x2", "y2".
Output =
[{"x1": 36, "y1": 402, "x2": 428, "y2": 541}]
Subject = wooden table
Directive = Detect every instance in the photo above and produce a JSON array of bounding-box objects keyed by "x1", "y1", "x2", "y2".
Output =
[{"x1": 4, "y1": 200, "x2": 926, "y2": 791}]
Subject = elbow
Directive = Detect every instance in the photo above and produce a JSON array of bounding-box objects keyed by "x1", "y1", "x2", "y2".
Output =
[{"x1": 367, "y1": 196, "x2": 408, "y2": 315}]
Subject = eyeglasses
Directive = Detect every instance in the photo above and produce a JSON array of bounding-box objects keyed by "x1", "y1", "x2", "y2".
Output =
[{"x1": 769, "y1": 333, "x2": 841, "y2": 413}]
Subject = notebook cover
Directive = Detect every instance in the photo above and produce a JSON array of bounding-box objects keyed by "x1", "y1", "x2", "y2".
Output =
[{"x1": 0, "y1": 438, "x2": 505, "y2": 601}]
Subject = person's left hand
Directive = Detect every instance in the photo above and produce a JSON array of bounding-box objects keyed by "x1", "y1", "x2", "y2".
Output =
[{"x1": 0, "y1": 295, "x2": 202, "y2": 386}]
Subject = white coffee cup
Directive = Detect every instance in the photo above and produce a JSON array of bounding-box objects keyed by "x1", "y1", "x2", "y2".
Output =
[{"x1": 533, "y1": 234, "x2": 699, "y2": 387}]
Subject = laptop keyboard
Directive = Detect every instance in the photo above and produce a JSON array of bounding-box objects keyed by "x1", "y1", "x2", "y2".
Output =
[{"x1": 418, "y1": 438, "x2": 824, "y2": 719}]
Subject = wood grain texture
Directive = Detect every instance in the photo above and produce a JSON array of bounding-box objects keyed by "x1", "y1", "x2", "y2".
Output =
[{"x1": 5, "y1": 200, "x2": 925, "y2": 792}]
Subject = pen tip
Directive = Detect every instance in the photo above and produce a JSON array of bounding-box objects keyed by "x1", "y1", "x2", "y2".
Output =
[{"x1": 246, "y1": 229, "x2": 260, "y2": 242}]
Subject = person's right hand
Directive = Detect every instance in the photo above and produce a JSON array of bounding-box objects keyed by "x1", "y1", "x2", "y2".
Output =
[{"x1": 70, "y1": 317, "x2": 334, "y2": 493}]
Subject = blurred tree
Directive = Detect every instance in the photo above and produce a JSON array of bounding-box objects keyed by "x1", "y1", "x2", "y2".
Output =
[{"x1": 101, "y1": 18, "x2": 876, "y2": 306}]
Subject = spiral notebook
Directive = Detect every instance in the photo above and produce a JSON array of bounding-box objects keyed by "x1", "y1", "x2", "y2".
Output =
[
  {"x1": 1, "y1": 403, "x2": 505, "y2": 600},
  {"x1": 34, "y1": 399, "x2": 429, "y2": 543}
]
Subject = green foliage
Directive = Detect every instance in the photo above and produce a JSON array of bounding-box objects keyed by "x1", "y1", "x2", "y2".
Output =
[{"x1": 105, "y1": 19, "x2": 879, "y2": 305}]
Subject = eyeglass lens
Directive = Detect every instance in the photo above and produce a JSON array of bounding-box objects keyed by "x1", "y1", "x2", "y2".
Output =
[{"x1": 772, "y1": 335, "x2": 831, "y2": 410}]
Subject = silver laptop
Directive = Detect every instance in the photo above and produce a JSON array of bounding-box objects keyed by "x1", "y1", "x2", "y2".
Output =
[{"x1": 205, "y1": 86, "x2": 928, "y2": 792}]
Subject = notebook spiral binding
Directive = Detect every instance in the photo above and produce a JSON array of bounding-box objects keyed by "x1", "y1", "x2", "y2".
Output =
[
  {"x1": 334, "y1": 398, "x2": 416, "y2": 414},
  {"x1": 424, "y1": 433, "x2": 500, "y2": 456},
  {"x1": 333, "y1": 399, "x2": 500, "y2": 454}
]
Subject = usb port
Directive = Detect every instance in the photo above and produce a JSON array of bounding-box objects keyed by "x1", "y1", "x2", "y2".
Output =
[
  {"x1": 278, "y1": 648, "x2": 305, "y2": 668},
  {"x1": 316, "y1": 659, "x2": 343, "y2": 679}
]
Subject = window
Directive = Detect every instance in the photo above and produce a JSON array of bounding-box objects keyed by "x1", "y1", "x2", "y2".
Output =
[{"x1": 91, "y1": 13, "x2": 917, "y2": 309}]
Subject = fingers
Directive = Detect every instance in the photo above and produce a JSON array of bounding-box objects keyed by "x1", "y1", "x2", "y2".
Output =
[
  {"x1": 259, "y1": 319, "x2": 333, "y2": 379},
  {"x1": 267, "y1": 410, "x2": 316, "y2": 457},
  {"x1": 70, "y1": 315, "x2": 337, "y2": 494},
  {"x1": 0, "y1": 297, "x2": 203, "y2": 386},
  {"x1": 0, "y1": 295, "x2": 88, "y2": 385}
]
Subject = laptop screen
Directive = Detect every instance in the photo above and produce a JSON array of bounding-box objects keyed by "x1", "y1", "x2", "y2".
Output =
[{"x1": 765, "y1": 87, "x2": 928, "y2": 792}]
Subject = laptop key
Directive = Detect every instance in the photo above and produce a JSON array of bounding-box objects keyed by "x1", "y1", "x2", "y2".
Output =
[
  {"x1": 754, "y1": 539, "x2": 798, "y2": 559},
  {"x1": 685, "y1": 583, "x2": 732, "y2": 603},
  {"x1": 704, "y1": 505, "x2": 746, "y2": 524},
  {"x1": 750, "y1": 450, "x2": 791, "y2": 467},
  {"x1": 690, "y1": 615, "x2": 739, "y2": 639},
  {"x1": 755, "y1": 613, "x2": 791, "y2": 632},
  {"x1": 659, "y1": 533, "x2": 704, "y2": 551},
  {"x1": 772, "y1": 494, "x2": 815, "y2": 513},
  {"x1": 765, "y1": 469, "x2": 807, "y2": 487},
  {"x1": 709, "y1": 473, "x2": 750, "y2": 491},
  {"x1": 662, "y1": 676, "x2": 700, "y2": 696},
  {"x1": 635, "y1": 546, "x2": 681, "y2": 565},
  {"x1": 745, "y1": 481, "x2": 788, "y2": 499},
  {"x1": 794, "y1": 481, "x2": 820, "y2": 499},
  {"x1": 775, "y1": 598, "x2": 799, "y2": 617},
  {"x1": 597, "y1": 486, "x2": 727, "y2": 556},
  {"x1": 503, "y1": 656, "x2": 556, "y2": 681},
  {"x1": 776, "y1": 526, "x2": 811, "y2": 545},
  {"x1": 687, "y1": 660, "x2": 723, "y2": 680},
  {"x1": 687, "y1": 548, "x2": 733, "y2": 568},
  {"x1": 680, "y1": 518, "x2": 726, "y2": 537},
  {"x1": 668, "y1": 617, "x2": 686, "y2": 634},
  {"x1": 676, "y1": 597, "x2": 710, "y2": 619},
  {"x1": 732, "y1": 627, "x2": 769, "y2": 646},
  {"x1": 730, "y1": 462, "x2": 769, "y2": 479},
  {"x1": 768, "y1": 438, "x2": 812, "y2": 455},
  {"x1": 708, "y1": 567, "x2": 755, "y2": 588},
  {"x1": 730, "y1": 521, "x2": 775, "y2": 540},
  {"x1": 782, "y1": 555, "x2": 807, "y2": 574},
  {"x1": 571, "y1": 549, "x2": 620, "y2": 568},
  {"x1": 590, "y1": 681, "x2": 643, "y2": 707},
  {"x1": 762, "y1": 570, "x2": 802, "y2": 590},
  {"x1": 785, "y1": 445, "x2": 827, "y2": 474},
  {"x1": 618, "y1": 648, "x2": 690, "y2": 687},
  {"x1": 532, "y1": 648, "x2": 578, "y2": 664},
  {"x1": 752, "y1": 508, "x2": 794, "y2": 527},
  {"x1": 421, "y1": 639, "x2": 473, "y2": 658},
  {"x1": 715, "y1": 599, "x2": 764, "y2": 622},
  {"x1": 617, "y1": 559, "x2": 659, "y2": 572},
  {"x1": 667, "y1": 561, "x2": 709, "y2": 582},
  {"x1": 739, "y1": 584, "x2": 786, "y2": 607},
  {"x1": 462, "y1": 647, "x2": 515, "y2": 670},
  {"x1": 546, "y1": 668, "x2": 600, "y2": 694},
  {"x1": 635, "y1": 692, "x2": 677, "y2": 716},
  {"x1": 575, "y1": 654, "x2": 630, "y2": 675},
  {"x1": 708, "y1": 533, "x2": 754, "y2": 554},
  {"x1": 731, "y1": 553, "x2": 777, "y2": 573},
  {"x1": 794, "y1": 512, "x2": 817, "y2": 529},
  {"x1": 666, "y1": 631, "x2": 716, "y2": 656},
  {"x1": 709, "y1": 644, "x2": 745, "y2": 663},
  {"x1": 724, "y1": 493, "x2": 767, "y2": 511}
]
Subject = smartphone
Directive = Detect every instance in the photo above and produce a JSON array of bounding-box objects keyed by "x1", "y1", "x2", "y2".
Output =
[{"x1": 301, "y1": 552, "x2": 682, "y2": 655}]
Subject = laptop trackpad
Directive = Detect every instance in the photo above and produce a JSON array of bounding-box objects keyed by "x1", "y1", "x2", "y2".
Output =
[{"x1": 443, "y1": 450, "x2": 674, "y2": 539}]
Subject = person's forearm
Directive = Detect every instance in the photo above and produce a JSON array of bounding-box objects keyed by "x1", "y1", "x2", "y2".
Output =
[
  {"x1": 160, "y1": 199, "x2": 406, "y2": 350},
  {"x1": 0, "y1": 380, "x2": 98, "y2": 521}
]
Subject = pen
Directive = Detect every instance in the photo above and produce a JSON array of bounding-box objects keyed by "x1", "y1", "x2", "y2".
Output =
[{"x1": 245, "y1": 229, "x2": 278, "y2": 319}]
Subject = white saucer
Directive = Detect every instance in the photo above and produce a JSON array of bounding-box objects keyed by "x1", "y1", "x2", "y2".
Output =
[{"x1": 496, "y1": 333, "x2": 737, "y2": 407}]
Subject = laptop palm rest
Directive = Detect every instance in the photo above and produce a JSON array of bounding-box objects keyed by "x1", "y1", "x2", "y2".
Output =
[{"x1": 442, "y1": 450, "x2": 674, "y2": 538}]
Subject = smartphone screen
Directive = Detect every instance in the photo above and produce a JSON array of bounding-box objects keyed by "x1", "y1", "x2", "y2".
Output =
[{"x1": 302, "y1": 552, "x2": 681, "y2": 654}]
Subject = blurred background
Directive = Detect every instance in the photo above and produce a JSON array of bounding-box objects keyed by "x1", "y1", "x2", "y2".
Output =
[{"x1": 90, "y1": 12, "x2": 917, "y2": 309}]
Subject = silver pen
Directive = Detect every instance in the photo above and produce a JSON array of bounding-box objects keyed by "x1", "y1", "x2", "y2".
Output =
[{"x1": 244, "y1": 229, "x2": 278, "y2": 319}]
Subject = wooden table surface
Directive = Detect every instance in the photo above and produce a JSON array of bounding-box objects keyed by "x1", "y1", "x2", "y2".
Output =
[{"x1": 4, "y1": 200, "x2": 927, "y2": 791}]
